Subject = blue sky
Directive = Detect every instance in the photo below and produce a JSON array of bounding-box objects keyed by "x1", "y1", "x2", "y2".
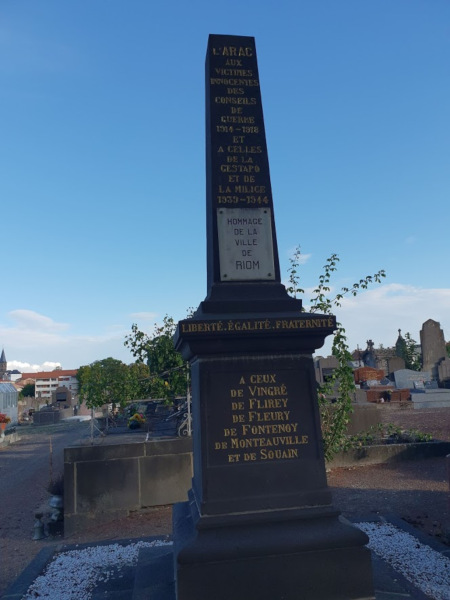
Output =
[{"x1": 1, "y1": 0, "x2": 449, "y2": 371}]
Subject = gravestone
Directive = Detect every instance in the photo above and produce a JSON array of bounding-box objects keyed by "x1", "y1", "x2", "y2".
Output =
[
  {"x1": 394, "y1": 368, "x2": 431, "y2": 390},
  {"x1": 420, "y1": 319, "x2": 446, "y2": 379},
  {"x1": 172, "y1": 34, "x2": 374, "y2": 600},
  {"x1": 438, "y1": 357, "x2": 450, "y2": 384},
  {"x1": 362, "y1": 339, "x2": 376, "y2": 367},
  {"x1": 314, "y1": 355, "x2": 339, "y2": 384},
  {"x1": 387, "y1": 355, "x2": 405, "y2": 375}
]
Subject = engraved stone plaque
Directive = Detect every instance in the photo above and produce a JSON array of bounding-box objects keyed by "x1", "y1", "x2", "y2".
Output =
[
  {"x1": 206, "y1": 367, "x2": 316, "y2": 468},
  {"x1": 217, "y1": 207, "x2": 275, "y2": 281}
]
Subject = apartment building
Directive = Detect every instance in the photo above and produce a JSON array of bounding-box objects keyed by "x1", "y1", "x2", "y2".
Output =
[{"x1": 20, "y1": 368, "x2": 79, "y2": 400}]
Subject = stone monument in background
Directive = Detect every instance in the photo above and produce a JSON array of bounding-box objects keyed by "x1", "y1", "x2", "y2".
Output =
[
  {"x1": 420, "y1": 319, "x2": 447, "y2": 380},
  {"x1": 173, "y1": 34, "x2": 374, "y2": 600}
]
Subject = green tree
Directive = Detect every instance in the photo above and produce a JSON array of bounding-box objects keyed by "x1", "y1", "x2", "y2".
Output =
[
  {"x1": 446, "y1": 341, "x2": 450, "y2": 358},
  {"x1": 395, "y1": 332, "x2": 407, "y2": 362},
  {"x1": 77, "y1": 358, "x2": 148, "y2": 410},
  {"x1": 124, "y1": 315, "x2": 188, "y2": 401},
  {"x1": 403, "y1": 332, "x2": 421, "y2": 371},
  {"x1": 20, "y1": 383, "x2": 35, "y2": 398},
  {"x1": 287, "y1": 248, "x2": 386, "y2": 461}
]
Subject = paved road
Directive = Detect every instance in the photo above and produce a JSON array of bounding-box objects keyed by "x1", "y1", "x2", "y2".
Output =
[{"x1": 0, "y1": 421, "x2": 91, "y2": 595}]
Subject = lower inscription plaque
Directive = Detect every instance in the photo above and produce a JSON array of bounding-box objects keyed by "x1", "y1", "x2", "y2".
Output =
[{"x1": 207, "y1": 367, "x2": 315, "y2": 466}]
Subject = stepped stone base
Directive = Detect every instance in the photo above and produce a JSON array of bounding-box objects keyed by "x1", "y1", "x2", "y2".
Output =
[{"x1": 172, "y1": 498, "x2": 374, "y2": 600}]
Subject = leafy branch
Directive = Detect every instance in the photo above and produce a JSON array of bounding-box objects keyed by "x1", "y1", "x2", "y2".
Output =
[{"x1": 288, "y1": 246, "x2": 386, "y2": 461}]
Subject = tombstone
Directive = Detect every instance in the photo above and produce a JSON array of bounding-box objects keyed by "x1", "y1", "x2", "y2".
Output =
[
  {"x1": 387, "y1": 355, "x2": 405, "y2": 375},
  {"x1": 394, "y1": 368, "x2": 431, "y2": 390},
  {"x1": 438, "y1": 357, "x2": 450, "y2": 384},
  {"x1": 362, "y1": 339, "x2": 376, "y2": 367},
  {"x1": 172, "y1": 34, "x2": 374, "y2": 600},
  {"x1": 314, "y1": 355, "x2": 339, "y2": 384},
  {"x1": 420, "y1": 319, "x2": 446, "y2": 379}
]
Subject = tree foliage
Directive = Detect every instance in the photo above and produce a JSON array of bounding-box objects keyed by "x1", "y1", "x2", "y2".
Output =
[
  {"x1": 77, "y1": 357, "x2": 149, "y2": 410},
  {"x1": 20, "y1": 383, "x2": 35, "y2": 398},
  {"x1": 287, "y1": 248, "x2": 386, "y2": 461},
  {"x1": 403, "y1": 332, "x2": 421, "y2": 371},
  {"x1": 395, "y1": 331, "x2": 421, "y2": 371},
  {"x1": 124, "y1": 316, "x2": 188, "y2": 401}
]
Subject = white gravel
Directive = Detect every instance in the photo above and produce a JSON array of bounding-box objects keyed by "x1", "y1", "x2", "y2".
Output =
[
  {"x1": 21, "y1": 523, "x2": 450, "y2": 600},
  {"x1": 22, "y1": 539, "x2": 172, "y2": 600},
  {"x1": 357, "y1": 521, "x2": 450, "y2": 600}
]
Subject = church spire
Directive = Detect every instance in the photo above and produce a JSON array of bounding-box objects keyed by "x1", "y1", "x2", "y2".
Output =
[{"x1": 0, "y1": 348, "x2": 6, "y2": 379}]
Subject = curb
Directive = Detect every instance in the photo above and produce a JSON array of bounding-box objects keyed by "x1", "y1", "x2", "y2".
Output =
[
  {"x1": 2, "y1": 545, "x2": 58, "y2": 600},
  {"x1": 329, "y1": 441, "x2": 450, "y2": 468}
]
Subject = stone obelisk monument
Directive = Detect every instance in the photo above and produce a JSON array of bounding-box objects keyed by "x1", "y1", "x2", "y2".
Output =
[{"x1": 172, "y1": 34, "x2": 374, "y2": 600}]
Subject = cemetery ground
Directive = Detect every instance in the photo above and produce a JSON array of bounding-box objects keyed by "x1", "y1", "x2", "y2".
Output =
[{"x1": 1, "y1": 407, "x2": 450, "y2": 598}]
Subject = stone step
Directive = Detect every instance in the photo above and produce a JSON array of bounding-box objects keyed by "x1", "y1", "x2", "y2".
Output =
[
  {"x1": 412, "y1": 399, "x2": 450, "y2": 409},
  {"x1": 132, "y1": 545, "x2": 174, "y2": 600}
]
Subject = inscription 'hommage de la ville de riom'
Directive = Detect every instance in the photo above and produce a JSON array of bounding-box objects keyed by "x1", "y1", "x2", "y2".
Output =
[{"x1": 172, "y1": 34, "x2": 375, "y2": 600}]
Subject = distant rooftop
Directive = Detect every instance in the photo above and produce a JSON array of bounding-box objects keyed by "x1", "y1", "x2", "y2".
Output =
[{"x1": 20, "y1": 369, "x2": 78, "y2": 379}]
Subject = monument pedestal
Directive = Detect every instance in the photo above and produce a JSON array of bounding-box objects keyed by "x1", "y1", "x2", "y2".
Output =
[
  {"x1": 173, "y1": 322, "x2": 374, "y2": 600},
  {"x1": 173, "y1": 494, "x2": 373, "y2": 600}
]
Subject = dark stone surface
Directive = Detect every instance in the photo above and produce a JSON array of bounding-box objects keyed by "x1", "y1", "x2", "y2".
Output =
[
  {"x1": 202, "y1": 33, "x2": 301, "y2": 314},
  {"x1": 133, "y1": 546, "x2": 175, "y2": 600},
  {"x1": 173, "y1": 316, "x2": 375, "y2": 599},
  {"x1": 188, "y1": 353, "x2": 331, "y2": 516},
  {"x1": 172, "y1": 33, "x2": 375, "y2": 600},
  {"x1": 173, "y1": 497, "x2": 373, "y2": 600}
]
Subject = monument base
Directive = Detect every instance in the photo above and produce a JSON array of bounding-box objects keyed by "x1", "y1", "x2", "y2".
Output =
[{"x1": 173, "y1": 493, "x2": 375, "y2": 600}]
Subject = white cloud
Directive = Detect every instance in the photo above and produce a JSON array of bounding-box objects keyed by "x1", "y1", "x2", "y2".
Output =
[
  {"x1": 0, "y1": 309, "x2": 134, "y2": 369},
  {"x1": 287, "y1": 247, "x2": 312, "y2": 265},
  {"x1": 8, "y1": 310, "x2": 69, "y2": 332},
  {"x1": 129, "y1": 312, "x2": 159, "y2": 322},
  {"x1": 296, "y1": 253, "x2": 312, "y2": 265},
  {"x1": 2, "y1": 286, "x2": 450, "y2": 369},
  {"x1": 318, "y1": 283, "x2": 450, "y2": 355},
  {"x1": 7, "y1": 360, "x2": 61, "y2": 373}
]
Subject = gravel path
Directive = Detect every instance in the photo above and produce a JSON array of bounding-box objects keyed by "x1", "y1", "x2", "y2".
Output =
[
  {"x1": 1, "y1": 407, "x2": 449, "y2": 597},
  {"x1": 0, "y1": 422, "x2": 96, "y2": 596}
]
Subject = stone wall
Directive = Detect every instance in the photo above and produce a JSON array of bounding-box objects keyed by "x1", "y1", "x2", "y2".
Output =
[
  {"x1": 64, "y1": 437, "x2": 193, "y2": 536},
  {"x1": 366, "y1": 389, "x2": 411, "y2": 403}
]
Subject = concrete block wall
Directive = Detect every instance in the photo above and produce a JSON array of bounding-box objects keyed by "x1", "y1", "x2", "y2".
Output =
[{"x1": 64, "y1": 437, "x2": 193, "y2": 536}]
